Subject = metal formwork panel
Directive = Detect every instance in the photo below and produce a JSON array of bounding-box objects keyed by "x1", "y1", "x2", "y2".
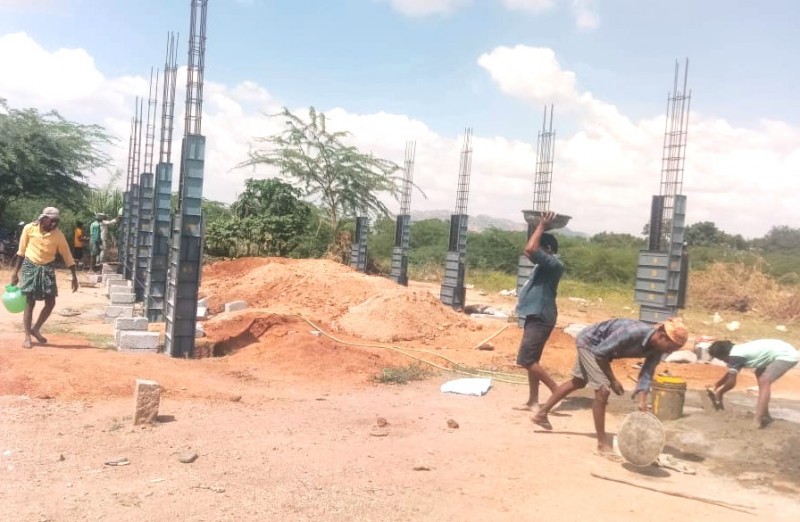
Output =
[
  {"x1": 440, "y1": 250, "x2": 466, "y2": 309},
  {"x1": 145, "y1": 163, "x2": 173, "y2": 322},
  {"x1": 349, "y1": 217, "x2": 368, "y2": 272},
  {"x1": 390, "y1": 214, "x2": 411, "y2": 285},
  {"x1": 125, "y1": 183, "x2": 140, "y2": 282},
  {"x1": 164, "y1": 135, "x2": 205, "y2": 358},
  {"x1": 515, "y1": 255, "x2": 535, "y2": 327},
  {"x1": 134, "y1": 172, "x2": 154, "y2": 301}
]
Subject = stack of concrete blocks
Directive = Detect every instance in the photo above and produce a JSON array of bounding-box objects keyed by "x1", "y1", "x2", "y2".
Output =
[
  {"x1": 100, "y1": 263, "x2": 161, "y2": 352},
  {"x1": 115, "y1": 317, "x2": 160, "y2": 353}
]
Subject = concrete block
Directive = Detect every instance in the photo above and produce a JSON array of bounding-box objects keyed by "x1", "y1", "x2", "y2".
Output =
[
  {"x1": 106, "y1": 279, "x2": 131, "y2": 294},
  {"x1": 132, "y1": 379, "x2": 160, "y2": 425},
  {"x1": 111, "y1": 292, "x2": 136, "y2": 304},
  {"x1": 105, "y1": 306, "x2": 134, "y2": 321},
  {"x1": 103, "y1": 274, "x2": 124, "y2": 287},
  {"x1": 102, "y1": 263, "x2": 121, "y2": 275},
  {"x1": 115, "y1": 317, "x2": 149, "y2": 331},
  {"x1": 197, "y1": 298, "x2": 208, "y2": 308},
  {"x1": 117, "y1": 331, "x2": 160, "y2": 352},
  {"x1": 107, "y1": 285, "x2": 133, "y2": 299},
  {"x1": 85, "y1": 274, "x2": 103, "y2": 284},
  {"x1": 196, "y1": 306, "x2": 208, "y2": 319},
  {"x1": 224, "y1": 300, "x2": 248, "y2": 313},
  {"x1": 196, "y1": 324, "x2": 205, "y2": 338}
]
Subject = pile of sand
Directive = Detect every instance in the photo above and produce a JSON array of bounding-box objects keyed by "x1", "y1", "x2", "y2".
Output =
[{"x1": 201, "y1": 257, "x2": 473, "y2": 342}]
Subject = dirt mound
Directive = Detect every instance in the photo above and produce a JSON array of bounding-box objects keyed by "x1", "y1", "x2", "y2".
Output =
[
  {"x1": 200, "y1": 257, "x2": 473, "y2": 341},
  {"x1": 202, "y1": 311, "x2": 409, "y2": 377}
]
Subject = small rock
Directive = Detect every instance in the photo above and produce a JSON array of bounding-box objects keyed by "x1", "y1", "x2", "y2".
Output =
[
  {"x1": 413, "y1": 465, "x2": 431, "y2": 471},
  {"x1": 477, "y1": 343, "x2": 494, "y2": 351},
  {"x1": 229, "y1": 395, "x2": 242, "y2": 402},
  {"x1": 179, "y1": 452, "x2": 199, "y2": 464},
  {"x1": 376, "y1": 417, "x2": 388, "y2": 428},
  {"x1": 776, "y1": 325, "x2": 788, "y2": 332},
  {"x1": 58, "y1": 454, "x2": 65, "y2": 462},
  {"x1": 447, "y1": 419, "x2": 459, "y2": 429}
]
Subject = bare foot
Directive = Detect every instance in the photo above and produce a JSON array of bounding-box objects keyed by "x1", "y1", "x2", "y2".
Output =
[
  {"x1": 531, "y1": 415, "x2": 552, "y2": 430},
  {"x1": 597, "y1": 441, "x2": 614, "y2": 453},
  {"x1": 22, "y1": 338, "x2": 32, "y2": 349},
  {"x1": 31, "y1": 329, "x2": 48, "y2": 344}
]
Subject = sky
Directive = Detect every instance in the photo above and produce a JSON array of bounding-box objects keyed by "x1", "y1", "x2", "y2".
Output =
[{"x1": 0, "y1": 0, "x2": 798, "y2": 238}]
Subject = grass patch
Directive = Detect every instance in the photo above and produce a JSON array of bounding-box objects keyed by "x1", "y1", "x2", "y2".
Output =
[
  {"x1": 373, "y1": 364, "x2": 434, "y2": 385},
  {"x1": 467, "y1": 270, "x2": 516, "y2": 293}
]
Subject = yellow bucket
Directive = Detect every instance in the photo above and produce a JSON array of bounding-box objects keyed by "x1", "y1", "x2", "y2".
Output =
[{"x1": 651, "y1": 375, "x2": 687, "y2": 421}]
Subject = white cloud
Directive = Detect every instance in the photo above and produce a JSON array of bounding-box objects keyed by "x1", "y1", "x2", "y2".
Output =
[
  {"x1": 1, "y1": 33, "x2": 796, "y2": 239},
  {"x1": 502, "y1": 0, "x2": 554, "y2": 12},
  {"x1": 383, "y1": 0, "x2": 471, "y2": 17},
  {"x1": 571, "y1": 0, "x2": 599, "y2": 29},
  {"x1": 477, "y1": 44, "x2": 799, "y2": 238},
  {"x1": 478, "y1": 46, "x2": 579, "y2": 104}
]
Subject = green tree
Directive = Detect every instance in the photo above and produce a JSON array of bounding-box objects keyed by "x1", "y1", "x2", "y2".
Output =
[
  {"x1": 238, "y1": 107, "x2": 403, "y2": 241},
  {"x1": 0, "y1": 99, "x2": 113, "y2": 222},
  {"x1": 204, "y1": 178, "x2": 312, "y2": 258}
]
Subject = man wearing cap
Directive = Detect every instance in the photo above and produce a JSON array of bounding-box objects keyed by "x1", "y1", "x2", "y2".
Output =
[
  {"x1": 707, "y1": 339, "x2": 799, "y2": 428},
  {"x1": 531, "y1": 317, "x2": 688, "y2": 454},
  {"x1": 9, "y1": 207, "x2": 78, "y2": 349}
]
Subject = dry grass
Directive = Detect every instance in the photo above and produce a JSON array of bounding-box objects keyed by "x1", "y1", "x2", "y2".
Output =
[{"x1": 689, "y1": 262, "x2": 800, "y2": 322}]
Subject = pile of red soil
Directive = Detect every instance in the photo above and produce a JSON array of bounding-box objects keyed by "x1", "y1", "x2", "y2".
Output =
[{"x1": 201, "y1": 257, "x2": 473, "y2": 342}]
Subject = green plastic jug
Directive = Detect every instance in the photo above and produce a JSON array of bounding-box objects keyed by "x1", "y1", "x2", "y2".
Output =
[{"x1": 2, "y1": 284, "x2": 26, "y2": 314}]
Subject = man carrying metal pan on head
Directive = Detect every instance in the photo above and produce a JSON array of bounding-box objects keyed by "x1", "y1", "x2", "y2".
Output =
[
  {"x1": 9, "y1": 207, "x2": 78, "y2": 349},
  {"x1": 531, "y1": 317, "x2": 688, "y2": 455},
  {"x1": 512, "y1": 211, "x2": 564, "y2": 413}
]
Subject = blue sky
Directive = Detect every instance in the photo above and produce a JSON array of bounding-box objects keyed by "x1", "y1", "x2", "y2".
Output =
[{"x1": 0, "y1": 0, "x2": 798, "y2": 236}]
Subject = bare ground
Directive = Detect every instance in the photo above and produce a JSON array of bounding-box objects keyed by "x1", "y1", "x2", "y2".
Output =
[{"x1": 1, "y1": 259, "x2": 799, "y2": 521}]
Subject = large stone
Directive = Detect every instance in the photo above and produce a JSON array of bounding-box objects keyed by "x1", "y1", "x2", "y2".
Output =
[
  {"x1": 117, "y1": 331, "x2": 160, "y2": 352},
  {"x1": 111, "y1": 292, "x2": 135, "y2": 305},
  {"x1": 132, "y1": 379, "x2": 160, "y2": 425},
  {"x1": 224, "y1": 300, "x2": 248, "y2": 313}
]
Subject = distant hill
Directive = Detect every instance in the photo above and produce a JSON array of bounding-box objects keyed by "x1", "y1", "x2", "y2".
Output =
[{"x1": 411, "y1": 210, "x2": 587, "y2": 238}]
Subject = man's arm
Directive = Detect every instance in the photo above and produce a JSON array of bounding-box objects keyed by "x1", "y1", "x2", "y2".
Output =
[
  {"x1": 523, "y1": 211, "x2": 555, "y2": 259},
  {"x1": 631, "y1": 353, "x2": 661, "y2": 411},
  {"x1": 10, "y1": 226, "x2": 29, "y2": 286},
  {"x1": 596, "y1": 357, "x2": 624, "y2": 395}
]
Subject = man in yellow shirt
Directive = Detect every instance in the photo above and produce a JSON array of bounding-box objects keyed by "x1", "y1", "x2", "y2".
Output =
[{"x1": 9, "y1": 207, "x2": 78, "y2": 349}]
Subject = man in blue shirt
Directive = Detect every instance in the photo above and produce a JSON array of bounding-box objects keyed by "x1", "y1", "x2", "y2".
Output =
[
  {"x1": 513, "y1": 211, "x2": 564, "y2": 412},
  {"x1": 532, "y1": 317, "x2": 688, "y2": 454}
]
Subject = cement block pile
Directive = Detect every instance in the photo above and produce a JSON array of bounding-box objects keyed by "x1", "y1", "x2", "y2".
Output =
[{"x1": 100, "y1": 264, "x2": 160, "y2": 353}]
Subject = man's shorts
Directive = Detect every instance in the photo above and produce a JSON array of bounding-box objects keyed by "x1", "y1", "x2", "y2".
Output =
[
  {"x1": 516, "y1": 316, "x2": 554, "y2": 367},
  {"x1": 90, "y1": 241, "x2": 102, "y2": 256},
  {"x1": 571, "y1": 344, "x2": 611, "y2": 390},
  {"x1": 755, "y1": 360, "x2": 798, "y2": 383}
]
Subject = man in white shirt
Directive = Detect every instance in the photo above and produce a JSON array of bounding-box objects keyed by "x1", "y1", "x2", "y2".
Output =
[{"x1": 708, "y1": 339, "x2": 799, "y2": 428}]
